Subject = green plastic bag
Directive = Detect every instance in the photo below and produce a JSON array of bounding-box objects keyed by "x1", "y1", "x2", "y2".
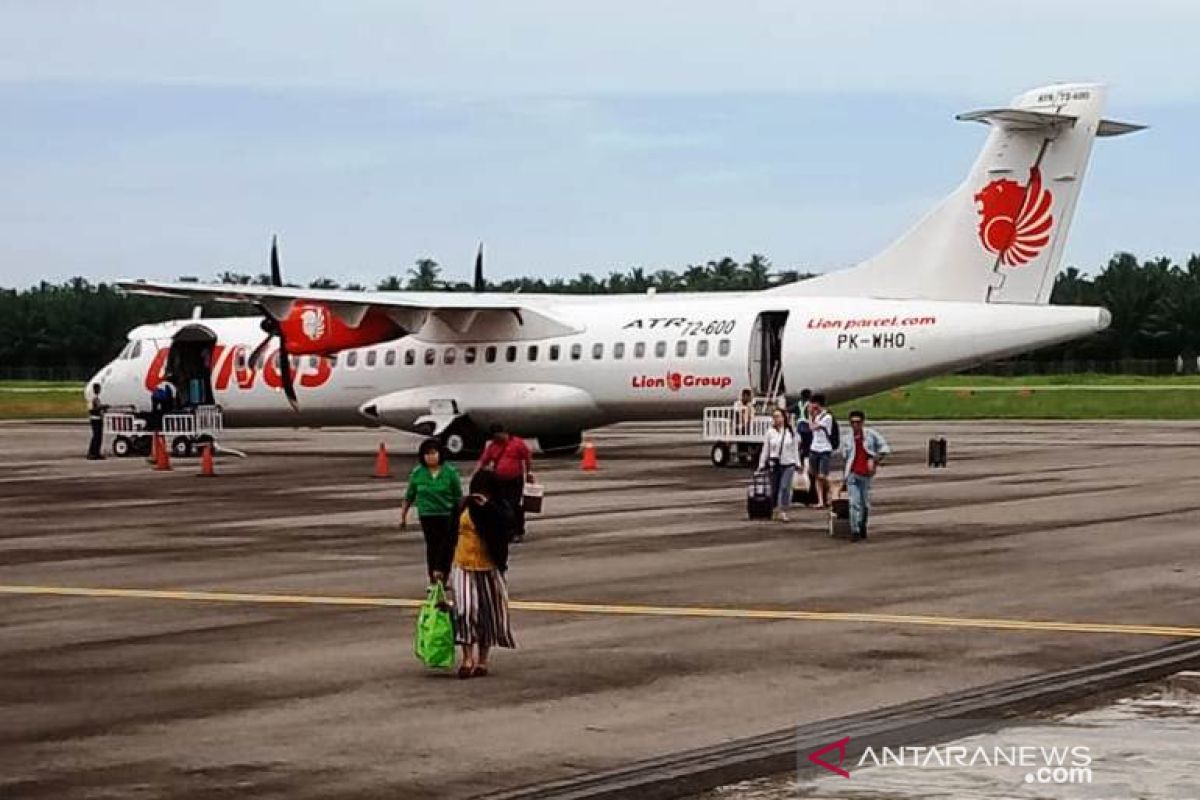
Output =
[{"x1": 414, "y1": 582, "x2": 455, "y2": 669}]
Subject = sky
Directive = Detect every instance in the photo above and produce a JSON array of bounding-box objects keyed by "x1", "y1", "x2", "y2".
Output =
[{"x1": 1, "y1": 1, "x2": 1198, "y2": 289}]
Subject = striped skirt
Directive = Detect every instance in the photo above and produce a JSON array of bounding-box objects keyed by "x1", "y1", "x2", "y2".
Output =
[{"x1": 449, "y1": 566, "x2": 516, "y2": 649}]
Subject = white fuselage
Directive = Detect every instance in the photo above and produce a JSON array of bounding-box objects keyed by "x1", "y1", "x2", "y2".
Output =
[{"x1": 90, "y1": 291, "x2": 1108, "y2": 438}]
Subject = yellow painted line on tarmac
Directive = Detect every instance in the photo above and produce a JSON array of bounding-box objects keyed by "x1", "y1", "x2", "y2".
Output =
[{"x1": 2, "y1": 584, "x2": 1199, "y2": 639}]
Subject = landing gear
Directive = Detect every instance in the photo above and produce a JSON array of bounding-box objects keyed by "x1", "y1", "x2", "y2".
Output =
[
  {"x1": 439, "y1": 419, "x2": 485, "y2": 459},
  {"x1": 539, "y1": 431, "x2": 582, "y2": 457}
]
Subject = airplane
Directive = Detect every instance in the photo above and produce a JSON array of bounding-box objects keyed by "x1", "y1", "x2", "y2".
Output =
[{"x1": 92, "y1": 82, "x2": 1142, "y2": 457}]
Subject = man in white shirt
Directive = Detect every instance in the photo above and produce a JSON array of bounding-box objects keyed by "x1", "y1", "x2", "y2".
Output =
[
  {"x1": 732, "y1": 388, "x2": 753, "y2": 436},
  {"x1": 807, "y1": 393, "x2": 837, "y2": 509}
]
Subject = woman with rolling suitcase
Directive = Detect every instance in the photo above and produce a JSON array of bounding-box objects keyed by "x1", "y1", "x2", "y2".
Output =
[{"x1": 757, "y1": 408, "x2": 801, "y2": 522}]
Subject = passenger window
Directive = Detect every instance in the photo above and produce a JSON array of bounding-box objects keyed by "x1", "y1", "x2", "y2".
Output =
[
  {"x1": 506, "y1": 345, "x2": 517, "y2": 363},
  {"x1": 424, "y1": 348, "x2": 435, "y2": 365},
  {"x1": 527, "y1": 345, "x2": 539, "y2": 361},
  {"x1": 129, "y1": 341, "x2": 143, "y2": 359},
  {"x1": 570, "y1": 343, "x2": 582, "y2": 361},
  {"x1": 309, "y1": 355, "x2": 320, "y2": 369},
  {"x1": 697, "y1": 340, "x2": 709, "y2": 357},
  {"x1": 719, "y1": 339, "x2": 731, "y2": 357},
  {"x1": 464, "y1": 346, "x2": 477, "y2": 365},
  {"x1": 549, "y1": 345, "x2": 560, "y2": 361},
  {"x1": 655, "y1": 341, "x2": 667, "y2": 358},
  {"x1": 592, "y1": 343, "x2": 604, "y2": 360},
  {"x1": 236, "y1": 351, "x2": 247, "y2": 369},
  {"x1": 634, "y1": 342, "x2": 646, "y2": 359},
  {"x1": 366, "y1": 350, "x2": 377, "y2": 367},
  {"x1": 613, "y1": 342, "x2": 625, "y2": 359},
  {"x1": 675, "y1": 340, "x2": 687, "y2": 357},
  {"x1": 347, "y1": 351, "x2": 358, "y2": 368},
  {"x1": 384, "y1": 350, "x2": 396, "y2": 367},
  {"x1": 444, "y1": 347, "x2": 457, "y2": 365},
  {"x1": 485, "y1": 346, "x2": 497, "y2": 363},
  {"x1": 404, "y1": 349, "x2": 415, "y2": 366}
]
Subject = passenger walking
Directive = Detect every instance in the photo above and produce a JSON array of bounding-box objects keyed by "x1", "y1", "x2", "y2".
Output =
[
  {"x1": 476, "y1": 424, "x2": 534, "y2": 542},
  {"x1": 401, "y1": 439, "x2": 463, "y2": 583},
  {"x1": 758, "y1": 408, "x2": 801, "y2": 522},
  {"x1": 449, "y1": 470, "x2": 516, "y2": 678},
  {"x1": 807, "y1": 393, "x2": 837, "y2": 509},
  {"x1": 841, "y1": 410, "x2": 890, "y2": 541},
  {"x1": 86, "y1": 383, "x2": 107, "y2": 460}
]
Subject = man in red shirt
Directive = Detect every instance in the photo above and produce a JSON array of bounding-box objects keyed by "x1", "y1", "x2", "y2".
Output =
[{"x1": 476, "y1": 423, "x2": 535, "y2": 542}]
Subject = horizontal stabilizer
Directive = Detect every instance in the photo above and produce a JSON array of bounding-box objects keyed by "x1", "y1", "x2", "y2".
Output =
[
  {"x1": 1097, "y1": 118, "x2": 1147, "y2": 137},
  {"x1": 956, "y1": 107, "x2": 1077, "y2": 131}
]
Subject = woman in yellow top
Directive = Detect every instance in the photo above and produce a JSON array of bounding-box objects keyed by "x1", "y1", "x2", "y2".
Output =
[{"x1": 448, "y1": 470, "x2": 515, "y2": 678}]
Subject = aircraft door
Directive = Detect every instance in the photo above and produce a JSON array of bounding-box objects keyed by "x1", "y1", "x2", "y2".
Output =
[
  {"x1": 167, "y1": 325, "x2": 218, "y2": 407},
  {"x1": 749, "y1": 311, "x2": 789, "y2": 399}
]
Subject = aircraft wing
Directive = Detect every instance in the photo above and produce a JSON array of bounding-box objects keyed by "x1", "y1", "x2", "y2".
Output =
[{"x1": 115, "y1": 280, "x2": 583, "y2": 338}]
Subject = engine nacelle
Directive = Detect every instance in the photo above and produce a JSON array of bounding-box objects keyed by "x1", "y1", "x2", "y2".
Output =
[{"x1": 278, "y1": 302, "x2": 404, "y2": 356}]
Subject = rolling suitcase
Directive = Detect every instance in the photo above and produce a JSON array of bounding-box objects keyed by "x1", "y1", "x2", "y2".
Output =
[
  {"x1": 828, "y1": 498, "x2": 852, "y2": 539},
  {"x1": 747, "y1": 470, "x2": 774, "y2": 520}
]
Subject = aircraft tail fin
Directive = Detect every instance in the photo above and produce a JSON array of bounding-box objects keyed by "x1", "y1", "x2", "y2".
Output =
[{"x1": 774, "y1": 83, "x2": 1144, "y2": 304}]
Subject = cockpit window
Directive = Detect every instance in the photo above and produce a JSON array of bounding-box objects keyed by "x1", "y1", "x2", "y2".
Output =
[{"x1": 129, "y1": 341, "x2": 143, "y2": 359}]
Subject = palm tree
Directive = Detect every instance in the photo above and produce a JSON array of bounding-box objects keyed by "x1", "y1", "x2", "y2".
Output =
[
  {"x1": 406, "y1": 259, "x2": 442, "y2": 291},
  {"x1": 375, "y1": 276, "x2": 403, "y2": 291},
  {"x1": 744, "y1": 254, "x2": 772, "y2": 290}
]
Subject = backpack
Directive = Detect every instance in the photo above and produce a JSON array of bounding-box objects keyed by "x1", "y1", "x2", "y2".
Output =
[{"x1": 827, "y1": 416, "x2": 841, "y2": 450}]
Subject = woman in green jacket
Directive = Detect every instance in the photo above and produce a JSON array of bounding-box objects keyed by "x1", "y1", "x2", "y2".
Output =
[{"x1": 401, "y1": 439, "x2": 463, "y2": 583}]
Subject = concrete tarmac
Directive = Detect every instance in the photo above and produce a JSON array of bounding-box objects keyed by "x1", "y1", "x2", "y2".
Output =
[{"x1": 1, "y1": 421, "x2": 1199, "y2": 799}]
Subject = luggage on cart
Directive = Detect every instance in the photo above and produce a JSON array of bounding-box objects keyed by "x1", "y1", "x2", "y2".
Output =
[
  {"x1": 747, "y1": 470, "x2": 774, "y2": 520},
  {"x1": 828, "y1": 497, "x2": 852, "y2": 539}
]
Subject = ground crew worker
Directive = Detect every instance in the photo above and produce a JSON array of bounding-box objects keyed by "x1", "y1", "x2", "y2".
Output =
[
  {"x1": 476, "y1": 424, "x2": 534, "y2": 542},
  {"x1": 732, "y1": 388, "x2": 753, "y2": 435},
  {"x1": 86, "y1": 383, "x2": 107, "y2": 460},
  {"x1": 841, "y1": 409, "x2": 890, "y2": 541}
]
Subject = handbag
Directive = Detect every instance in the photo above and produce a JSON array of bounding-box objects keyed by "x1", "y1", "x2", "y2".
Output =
[
  {"x1": 522, "y1": 481, "x2": 544, "y2": 514},
  {"x1": 413, "y1": 582, "x2": 455, "y2": 670}
]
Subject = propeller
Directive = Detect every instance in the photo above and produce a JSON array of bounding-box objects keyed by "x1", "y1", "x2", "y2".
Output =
[
  {"x1": 474, "y1": 242, "x2": 485, "y2": 292},
  {"x1": 248, "y1": 236, "x2": 299, "y2": 411}
]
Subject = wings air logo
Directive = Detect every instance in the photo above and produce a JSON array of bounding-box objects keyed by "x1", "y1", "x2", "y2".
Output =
[
  {"x1": 974, "y1": 166, "x2": 1054, "y2": 267},
  {"x1": 299, "y1": 305, "x2": 328, "y2": 342}
]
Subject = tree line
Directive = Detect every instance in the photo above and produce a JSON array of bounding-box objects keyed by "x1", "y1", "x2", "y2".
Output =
[{"x1": 1, "y1": 252, "x2": 1197, "y2": 373}]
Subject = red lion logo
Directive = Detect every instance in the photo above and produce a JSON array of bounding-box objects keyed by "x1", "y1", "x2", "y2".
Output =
[
  {"x1": 974, "y1": 166, "x2": 1054, "y2": 266},
  {"x1": 667, "y1": 372, "x2": 683, "y2": 392}
]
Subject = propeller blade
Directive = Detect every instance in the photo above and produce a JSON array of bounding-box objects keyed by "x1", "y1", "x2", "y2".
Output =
[
  {"x1": 474, "y1": 242, "x2": 485, "y2": 292},
  {"x1": 248, "y1": 334, "x2": 272, "y2": 370},
  {"x1": 270, "y1": 236, "x2": 282, "y2": 287},
  {"x1": 277, "y1": 339, "x2": 299, "y2": 411}
]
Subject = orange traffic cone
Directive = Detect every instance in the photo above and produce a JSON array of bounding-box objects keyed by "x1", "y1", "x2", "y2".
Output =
[
  {"x1": 580, "y1": 441, "x2": 598, "y2": 471},
  {"x1": 373, "y1": 442, "x2": 391, "y2": 478},
  {"x1": 198, "y1": 443, "x2": 216, "y2": 477},
  {"x1": 154, "y1": 434, "x2": 172, "y2": 472}
]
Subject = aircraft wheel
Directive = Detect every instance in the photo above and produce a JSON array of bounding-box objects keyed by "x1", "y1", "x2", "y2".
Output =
[
  {"x1": 710, "y1": 442, "x2": 731, "y2": 467},
  {"x1": 440, "y1": 421, "x2": 485, "y2": 459},
  {"x1": 112, "y1": 436, "x2": 132, "y2": 458},
  {"x1": 171, "y1": 436, "x2": 194, "y2": 458},
  {"x1": 539, "y1": 432, "x2": 582, "y2": 457}
]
